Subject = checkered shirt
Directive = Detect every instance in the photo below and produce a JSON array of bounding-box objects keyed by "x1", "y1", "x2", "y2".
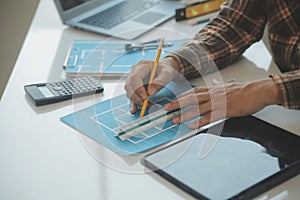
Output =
[{"x1": 168, "y1": 0, "x2": 300, "y2": 109}]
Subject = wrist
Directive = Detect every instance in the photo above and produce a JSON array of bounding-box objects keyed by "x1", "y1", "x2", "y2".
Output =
[
  {"x1": 254, "y1": 78, "x2": 282, "y2": 106},
  {"x1": 163, "y1": 55, "x2": 183, "y2": 74}
]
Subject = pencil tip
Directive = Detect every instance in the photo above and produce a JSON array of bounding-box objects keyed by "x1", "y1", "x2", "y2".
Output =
[{"x1": 159, "y1": 37, "x2": 165, "y2": 48}]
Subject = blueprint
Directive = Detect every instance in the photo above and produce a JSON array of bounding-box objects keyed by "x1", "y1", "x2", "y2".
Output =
[
  {"x1": 60, "y1": 80, "x2": 196, "y2": 155},
  {"x1": 64, "y1": 39, "x2": 187, "y2": 76}
]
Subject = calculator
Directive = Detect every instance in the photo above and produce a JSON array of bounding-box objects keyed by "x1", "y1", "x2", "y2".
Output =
[{"x1": 24, "y1": 76, "x2": 104, "y2": 106}]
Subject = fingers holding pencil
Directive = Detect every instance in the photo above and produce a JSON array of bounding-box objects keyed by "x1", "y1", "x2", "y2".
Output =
[{"x1": 125, "y1": 40, "x2": 182, "y2": 116}]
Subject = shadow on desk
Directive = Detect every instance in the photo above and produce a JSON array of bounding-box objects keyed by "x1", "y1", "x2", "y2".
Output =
[
  {"x1": 24, "y1": 92, "x2": 105, "y2": 114},
  {"x1": 189, "y1": 55, "x2": 276, "y2": 87}
]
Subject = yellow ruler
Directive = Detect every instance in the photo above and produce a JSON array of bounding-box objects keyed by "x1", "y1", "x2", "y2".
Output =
[{"x1": 175, "y1": 0, "x2": 226, "y2": 21}]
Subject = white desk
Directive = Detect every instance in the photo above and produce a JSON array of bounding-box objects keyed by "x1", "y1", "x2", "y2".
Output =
[{"x1": 0, "y1": 1, "x2": 299, "y2": 199}]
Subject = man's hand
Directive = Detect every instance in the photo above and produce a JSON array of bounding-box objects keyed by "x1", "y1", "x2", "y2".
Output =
[
  {"x1": 125, "y1": 57, "x2": 181, "y2": 114},
  {"x1": 164, "y1": 78, "x2": 282, "y2": 128}
]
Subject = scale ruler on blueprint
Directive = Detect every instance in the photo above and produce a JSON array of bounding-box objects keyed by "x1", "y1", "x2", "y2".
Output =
[{"x1": 115, "y1": 108, "x2": 181, "y2": 141}]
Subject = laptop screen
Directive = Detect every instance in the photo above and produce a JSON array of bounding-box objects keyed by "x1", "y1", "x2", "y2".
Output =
[{"x1": 59, "y1": 0, "x2": 92, "y2": 11}]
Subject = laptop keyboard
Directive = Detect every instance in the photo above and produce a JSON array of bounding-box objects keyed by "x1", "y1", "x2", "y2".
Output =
[{"x1": 79, "y1": 1, "x2": 158, "y2": 30}]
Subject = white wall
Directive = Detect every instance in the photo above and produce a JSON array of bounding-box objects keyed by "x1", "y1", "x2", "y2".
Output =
[{"x1": 0, "y1": 0, "x2": 39, "y2": 100}]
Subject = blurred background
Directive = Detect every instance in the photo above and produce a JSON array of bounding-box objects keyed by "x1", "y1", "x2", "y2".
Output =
[{"x1": 0, "y1": 0, "x2": 39, "y2": 99}]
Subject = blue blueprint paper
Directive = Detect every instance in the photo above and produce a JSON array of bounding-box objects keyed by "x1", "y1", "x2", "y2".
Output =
[
  {"x1": 65, "y1": 39, "x2": 187, "y2": 76},
  {"x1": 60, "y1": 81, "x2": 195, "y2": 155}
]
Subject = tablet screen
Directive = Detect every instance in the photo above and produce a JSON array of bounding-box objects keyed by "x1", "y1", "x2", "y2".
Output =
[{"x1": 142, "y1": 116, "x2": 300, "y2": 199}]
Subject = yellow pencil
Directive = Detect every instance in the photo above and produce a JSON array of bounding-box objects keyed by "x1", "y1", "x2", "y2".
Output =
[{"x1": 140, "y1": 38, "x2": 165, "y2": 118}]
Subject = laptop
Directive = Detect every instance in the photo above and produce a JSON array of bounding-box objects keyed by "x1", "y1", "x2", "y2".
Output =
[{"x1": 54, "y1": 0, "x2": 183, "y2": 40}]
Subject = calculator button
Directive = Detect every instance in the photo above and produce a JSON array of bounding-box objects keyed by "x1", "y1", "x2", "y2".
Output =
[{"x1": 53, "y1": 86, "x2": 63, "y2": 91}]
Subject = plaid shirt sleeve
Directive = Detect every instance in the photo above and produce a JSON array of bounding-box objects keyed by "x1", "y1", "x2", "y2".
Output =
[
  {"x1": 270, "y1": 70, "x2": 300, "y2": 109},
  {"x1": 167, "y1": 0, "x2": 300, "y2": 109},
  {"x1": 168, "y1": 0, "x2": 267, "y2": 76}
]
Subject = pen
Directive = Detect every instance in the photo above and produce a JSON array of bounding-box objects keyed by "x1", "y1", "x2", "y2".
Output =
[
  {"x1": 63, "y1": 47, "x2": 79, "y2": 69},
  {"x1": 191, "y1": 18, "x2": 210, "y2": 26},
  {"x1": 140, "y1": 38, "x2": 165, "y2": 118}
]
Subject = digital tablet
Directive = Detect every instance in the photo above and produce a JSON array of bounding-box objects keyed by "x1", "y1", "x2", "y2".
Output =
[{"x1": 141, "y1": 116, "x2": 300, "y2": 200}]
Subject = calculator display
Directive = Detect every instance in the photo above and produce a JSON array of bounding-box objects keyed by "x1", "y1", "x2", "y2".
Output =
[{"x1": 38, "y1": 86, "x2": 54, "y2": 98}]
